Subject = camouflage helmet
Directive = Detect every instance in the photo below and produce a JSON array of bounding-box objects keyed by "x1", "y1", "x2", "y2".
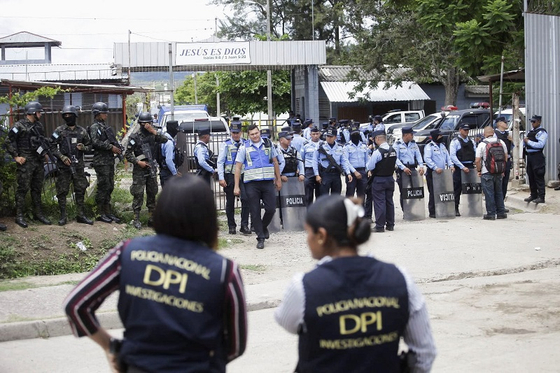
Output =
[
  {"x1": 92, "y1": 102, "x2": 109, "y2": 116},
  {"x1": 24, "y1": 101, "x2": 44, "y2": 115},
  {"x1": 62, "y1": 105, "x2": 79, "y2": 117}
]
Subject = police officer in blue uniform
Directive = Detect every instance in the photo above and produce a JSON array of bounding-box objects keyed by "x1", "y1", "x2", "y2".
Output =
[
  {"x1": 277, "y1": 131, "x2": 305, "y2": 181},
  {"x1": 302, "y1": 119, "x2": 314, "y2": 140},
  {"x1": 313, "y1": 126, "x2": 351, "y2": 196},
  {"x1": 159, "y1": 120, "x2": 181, "y2": 187},
  {"x1": 450, "y1": 123, "x2": 477, "y2": 216},
  {"x1": 523, "y1": 115, "x2": 548, "y2": 203},
  {"x1": 394, "y1": 126, "x2": 425, "y2": 210},
  {"x1": 218, "y1": 120, "x2": 250, "y2": 235},
  {"x1": 194, "y1": 128, "x2": 216, "y2": 185},
  {"x1": 367, "y1": 131, "x2": 397, "y2": 232},
  {"x1": 373, "y1": 115, "x2": 385, "y2": 132},
  {"x1": 344, "y1": 129, "x2": 369, "y2": 201},
  {"x1": 234, "y1": 124, "x2": 282, "y2": 249},
  {"x1": 424, "y1": 129, "x2": 455, "y2": 218},
  {"x1": 301, "y1": 126, "x2": 322, "y2": 207},
  {"x1": 290, "y1": 119, "x2": 306, "y2": 154}
]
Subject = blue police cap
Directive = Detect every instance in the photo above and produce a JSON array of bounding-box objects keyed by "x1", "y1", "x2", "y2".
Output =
[
  {"x1": 310, "y1": 126, "x2": 320, "y2": 133},
  {"x1": 230, "y1": 121, "x2": 242, "y2": 133},
  {"x1": 402, "y1": 126, "x2": 414, "y2": 134},
  {"x1": 495, "y1": 116, "x2": 507, "y2": 123},
  {"x1": 530, "y1": 115, "x2": 542, "y2": 122},
  {"x1": 278, "y1": 131, "x2": 293, "y2": 140},
  {"x1": 198, "y1": 128, "x2": 210, "y2": 137},
  {"x1": 371, "y1": 130, "x2": 385, "y2": 138},
  {"x1": 325, "y1": 127, "x2": 337, "y2": 137},
  {"x1": 459, "y1": 123, "x2": 470, "y2": 130}
]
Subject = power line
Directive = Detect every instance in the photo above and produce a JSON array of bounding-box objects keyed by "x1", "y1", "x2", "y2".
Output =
[{"x1": 0, "y1": 15, "x2": 218, "y2": 22}]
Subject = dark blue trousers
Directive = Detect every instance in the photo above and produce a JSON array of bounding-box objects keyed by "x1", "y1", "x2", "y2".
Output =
[
  {"x1": 304, "y1": 168, "x2": 321, "y2": 207},
  {"x1": 371, "y1": 176, "x2": 395, "y2": 229},
  {"x1": 319, "y1": 171, "x2": 342, "y2": 196},
  {"x1": 224, "y1": 173, "x2": 250, "y2": 230},
  {"x1": 245, "y1": 180, "x2": 276, "y2": 241},
  {"x1": 345, "y1": 168, "x2": 367, "y2": 201}
]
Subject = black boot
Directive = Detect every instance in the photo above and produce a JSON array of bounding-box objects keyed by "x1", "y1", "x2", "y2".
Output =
[
  {"x1": 34, "y1": 208, "x2": 52, "y2": 225},
  {"x1": 106, "y1": 204, "x2": 121, "y2": 224},
  {"x1": 132, "y1": 211, "x2": 142, "y2": 229},
  {"x1": 0, "y1": 222, "x2": 7, "y2": 231},
  {"x1": 97, "y1": 204, "x2": 112, "y2": 223},
  {"x1": 147, "y1": 209, "x2": 154, "y2": 227},
  {"x1": 76, "y1": 203, "x2": 94, "y2": 225},
  {"x1": 58, "y1": 203, "x2": 67, "y2": 226},
  {"x1": 15, "y1": 202, "x2": 28, "y2": 228}
]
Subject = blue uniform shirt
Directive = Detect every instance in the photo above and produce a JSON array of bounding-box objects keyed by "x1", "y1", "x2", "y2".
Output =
[
  {"x1": 217, "y1": 137, "x2": 243, "y2": 180},
  {"x1": 424, "y1": 141, "x2": 453, "y2": 170},
  {"x1": 291, "y1": 134, "x2": 306, "y2": 154},
  {"x1": 343, "y1": 141, "x2": 369, "y2": 172},
  {"x1": 194, "y1": 140, "x2": 214, "y2": 173},
  {"x1": 367, "y1": 142, "x2": 391, "y2": 171},
  {"x1": 301, "y1": 139, "x2": 320, "y2": 168},
  {"x1": 312, "y1": 141, "x2": 348, "y2": 176},
  {"x1": 450, "y1": 136, "x2": 476, "y2": 169},
  {"x1": 524, "y1": 126, "x2": 548, "y2": 153},
  {"x1": 161, "y1": 133, "x2": 178, "y2": 175},
  {"x1": 394, "y1": 139, "x2": 423, "y2": 171}
]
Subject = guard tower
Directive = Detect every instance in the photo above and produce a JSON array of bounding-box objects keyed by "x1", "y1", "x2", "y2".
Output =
[{"x1": 0, "y1": 31, "x2": 61, "y2": 65}]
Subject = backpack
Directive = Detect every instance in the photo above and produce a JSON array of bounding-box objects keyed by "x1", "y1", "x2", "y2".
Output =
[
  {"x1": 483, "y1": 140, "x2": 506, "y2": 174},
  {"x1": 156, "y1": 139, "x2": 184, "y2": 168}
]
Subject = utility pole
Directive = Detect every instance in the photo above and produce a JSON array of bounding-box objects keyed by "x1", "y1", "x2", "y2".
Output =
[{"x1": 267, "y1": 0, "x2": 273, "y2": 130}]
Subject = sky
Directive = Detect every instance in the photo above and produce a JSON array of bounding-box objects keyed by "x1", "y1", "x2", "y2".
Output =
[{"x1": 0, "y1": 0, "x2": 230, "y2": 65}]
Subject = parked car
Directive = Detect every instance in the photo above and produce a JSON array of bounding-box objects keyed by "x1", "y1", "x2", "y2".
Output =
[
  {"x1": 413, "y1": 109, "x2": 492, "y2": 153},
  {"x1": 382, "y1": 109, "x2": 425, "y2": 131},
  {"x1": 387, "y1": 113, "x2": 444, "y2": 144},
  {"x1": 157, "y1": 104, "x2": 210, "y2": 134},
  {"x1": 175, "y1": 117, "x2": 231, "y2": 173}
]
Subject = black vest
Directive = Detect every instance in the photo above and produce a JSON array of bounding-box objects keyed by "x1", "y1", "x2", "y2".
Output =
[
  {"x1": 372, "y1": 146, "x2": 397, "y2": 177},
  {"x1": 526, "y1": 127, "x2": 546, "y2": 151},
  {"x1": 495, "y1": 130, "x2": 512, "y2": 155},
  {"x1": 455, "y1": 137, "x2": 475, "y2": 163},
  {"x1": 118, "y1": 235, "x2": 231, "y2": 372},
  {"x1": 281, "y1": 146, "x2": 299, "y2": 174},
  {"x1": 298, "y1": 256, "x2": 409, "y2": 373}
]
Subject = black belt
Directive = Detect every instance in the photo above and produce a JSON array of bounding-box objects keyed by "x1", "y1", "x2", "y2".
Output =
[
  {"x1": 323, "y1": 168, "x2": 339, "y2": 173},
  {"x1": 354, "y1": 167, "x2": 366, "y2": 171}
]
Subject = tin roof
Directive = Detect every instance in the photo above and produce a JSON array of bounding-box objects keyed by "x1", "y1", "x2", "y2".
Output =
[
  {"x1": 0, "y1": 63, "x2": 125, "y2": 82},
  {"x1": 320, "y1": 81, "x2": 430, "y2": 103}
]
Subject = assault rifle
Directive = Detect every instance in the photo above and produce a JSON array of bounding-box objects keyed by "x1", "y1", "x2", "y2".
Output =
[
  {"x1": 65, "y1": 137, "x2": 79, "y2": 175},
  {"x1": 102, "y1": 126, "x2": 124, "y2": 162},
  {"x1": 31, "y1": 125, "x2": 57, "y2": 175},
  {"x1": 141, "y1": 143, "x2": 158, "y2": 179},
  {"x1": 317, "y1": 146, "x2": 344, "y2": 175}
]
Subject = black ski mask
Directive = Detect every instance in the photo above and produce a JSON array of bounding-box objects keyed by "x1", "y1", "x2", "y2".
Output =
[
  {"x1": 63, "y1": 115, "x2": 76, "y2": 126},
  {"x1": 350, "y1": 131, "x2": 361, "y2": 145}
]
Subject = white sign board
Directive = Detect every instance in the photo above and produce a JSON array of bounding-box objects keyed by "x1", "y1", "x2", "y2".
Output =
[{"x1": 175, "y1": 42, "x2": 251, "y2": 65}]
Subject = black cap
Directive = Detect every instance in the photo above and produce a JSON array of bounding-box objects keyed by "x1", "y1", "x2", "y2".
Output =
[
  {"x1": 230, "y1": 121, "x2": 242, "y2": 133},
  {"x1": 199, "y1": 128, "x2": 210, "y2": 137},
  {"x1": 530, "y1": 115, "x2": 542, "y2": 122},
  {"x1": 495, "y1": 116, "x2": 507, "y2": 123},
  {"x1": 292, "y1": 119, "x2": 302, "y2": 129},
  {"x1": 325, "y1": 126, "x2": 337, "y2": 137},
  {"x1": 371, "y1": 130, "x2": 385, "y2": 138},
  {"x1": 310, "y1": 126, "x2": 320, "y2": 133},
  {"x1": 278, "y1": 131, "x2": 293, "y2": 139},
  {"x1": 430, "y1": 129, "x2": 441, "y2": 139},
  {"x1": 402, "y1": 126, "x2": 414, "y2": 134},
  {"x1": 374, "y1": 115, "x2": 383, "y2": 122},
  {"x1": 459, "y1": 123, "x2": 470, "y2": 130}
]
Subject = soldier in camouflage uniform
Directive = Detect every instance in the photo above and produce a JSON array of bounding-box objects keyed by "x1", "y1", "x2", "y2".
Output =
[
  {"x1": 89, "y1": 102, "x2": 122, "y2": 224},
  {"x1": 6, "y1": 102, "x2": 52, "y2": 228},
  {"x1": 124, "y1": 112, "x2": 167, "y2": 229},
  {"x1": 50, "y1": 105, "x2": 94, "y2": 226},
  {"x1": 0, "y1": 127, "x2": 7, "y2": 231}
]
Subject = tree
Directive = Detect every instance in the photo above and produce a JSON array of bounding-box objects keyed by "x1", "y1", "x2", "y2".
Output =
[
  {"x1": 345, "y1": 0, "x2": 525, "y2": 106},
  {"x1": 175, "y1": 73, "x2": 220, "y2": 115}
]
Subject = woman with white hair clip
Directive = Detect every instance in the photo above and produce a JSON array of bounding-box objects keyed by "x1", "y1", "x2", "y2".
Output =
[{"x1": 275, "y1": 194, "x2": 436, "y2": 373}]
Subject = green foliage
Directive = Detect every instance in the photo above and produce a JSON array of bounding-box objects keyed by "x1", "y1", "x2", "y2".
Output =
[{"x1": 175, "y1": 70, "x2": 291, "y2": 117}]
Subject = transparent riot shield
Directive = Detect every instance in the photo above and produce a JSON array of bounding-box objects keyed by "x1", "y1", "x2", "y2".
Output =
[
  {"x1": 278, "y1": 177, "x2": 307, "y2": 231},
  {"x1": 433, "y1": 169, "x2": 456, "y2": 219},
  {"x1": 402, "y1": 169, "x2": 426, "y2": 221},
  {"x1": 460, "y1": 170, "x2": 483, "y2": 217}
]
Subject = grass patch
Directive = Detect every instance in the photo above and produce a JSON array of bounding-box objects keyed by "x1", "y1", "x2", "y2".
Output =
[
  {"x1": 0, "y1": 281, "x2": 35, "y2": 292},
  {"x1": 240, "y1": 264, "x2": 267, "y2": 272}
]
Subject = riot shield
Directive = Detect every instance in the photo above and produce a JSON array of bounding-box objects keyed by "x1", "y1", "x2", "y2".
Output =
[
  {"x1": 402, "y1": 169, "x2": 426, "y2": 221},
  {"x1": 460, "y1": 170, "x2": 483, "y2": 217},
  {"x1": 278, "y1": 177, "x2": 307, "y2": 231},
  {"x1": 433, "y1": 169, "x2": 456, "y2": 219}
]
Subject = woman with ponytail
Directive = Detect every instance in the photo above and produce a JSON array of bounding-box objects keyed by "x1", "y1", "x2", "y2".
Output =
[{"x1": 275, "y1": 195, "x2": 436, "y2": 373}]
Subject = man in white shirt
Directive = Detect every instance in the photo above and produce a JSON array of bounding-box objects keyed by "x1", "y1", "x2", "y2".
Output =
[{"x1": 475, "y1": 126, "x2": 508, "y2": 220}]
